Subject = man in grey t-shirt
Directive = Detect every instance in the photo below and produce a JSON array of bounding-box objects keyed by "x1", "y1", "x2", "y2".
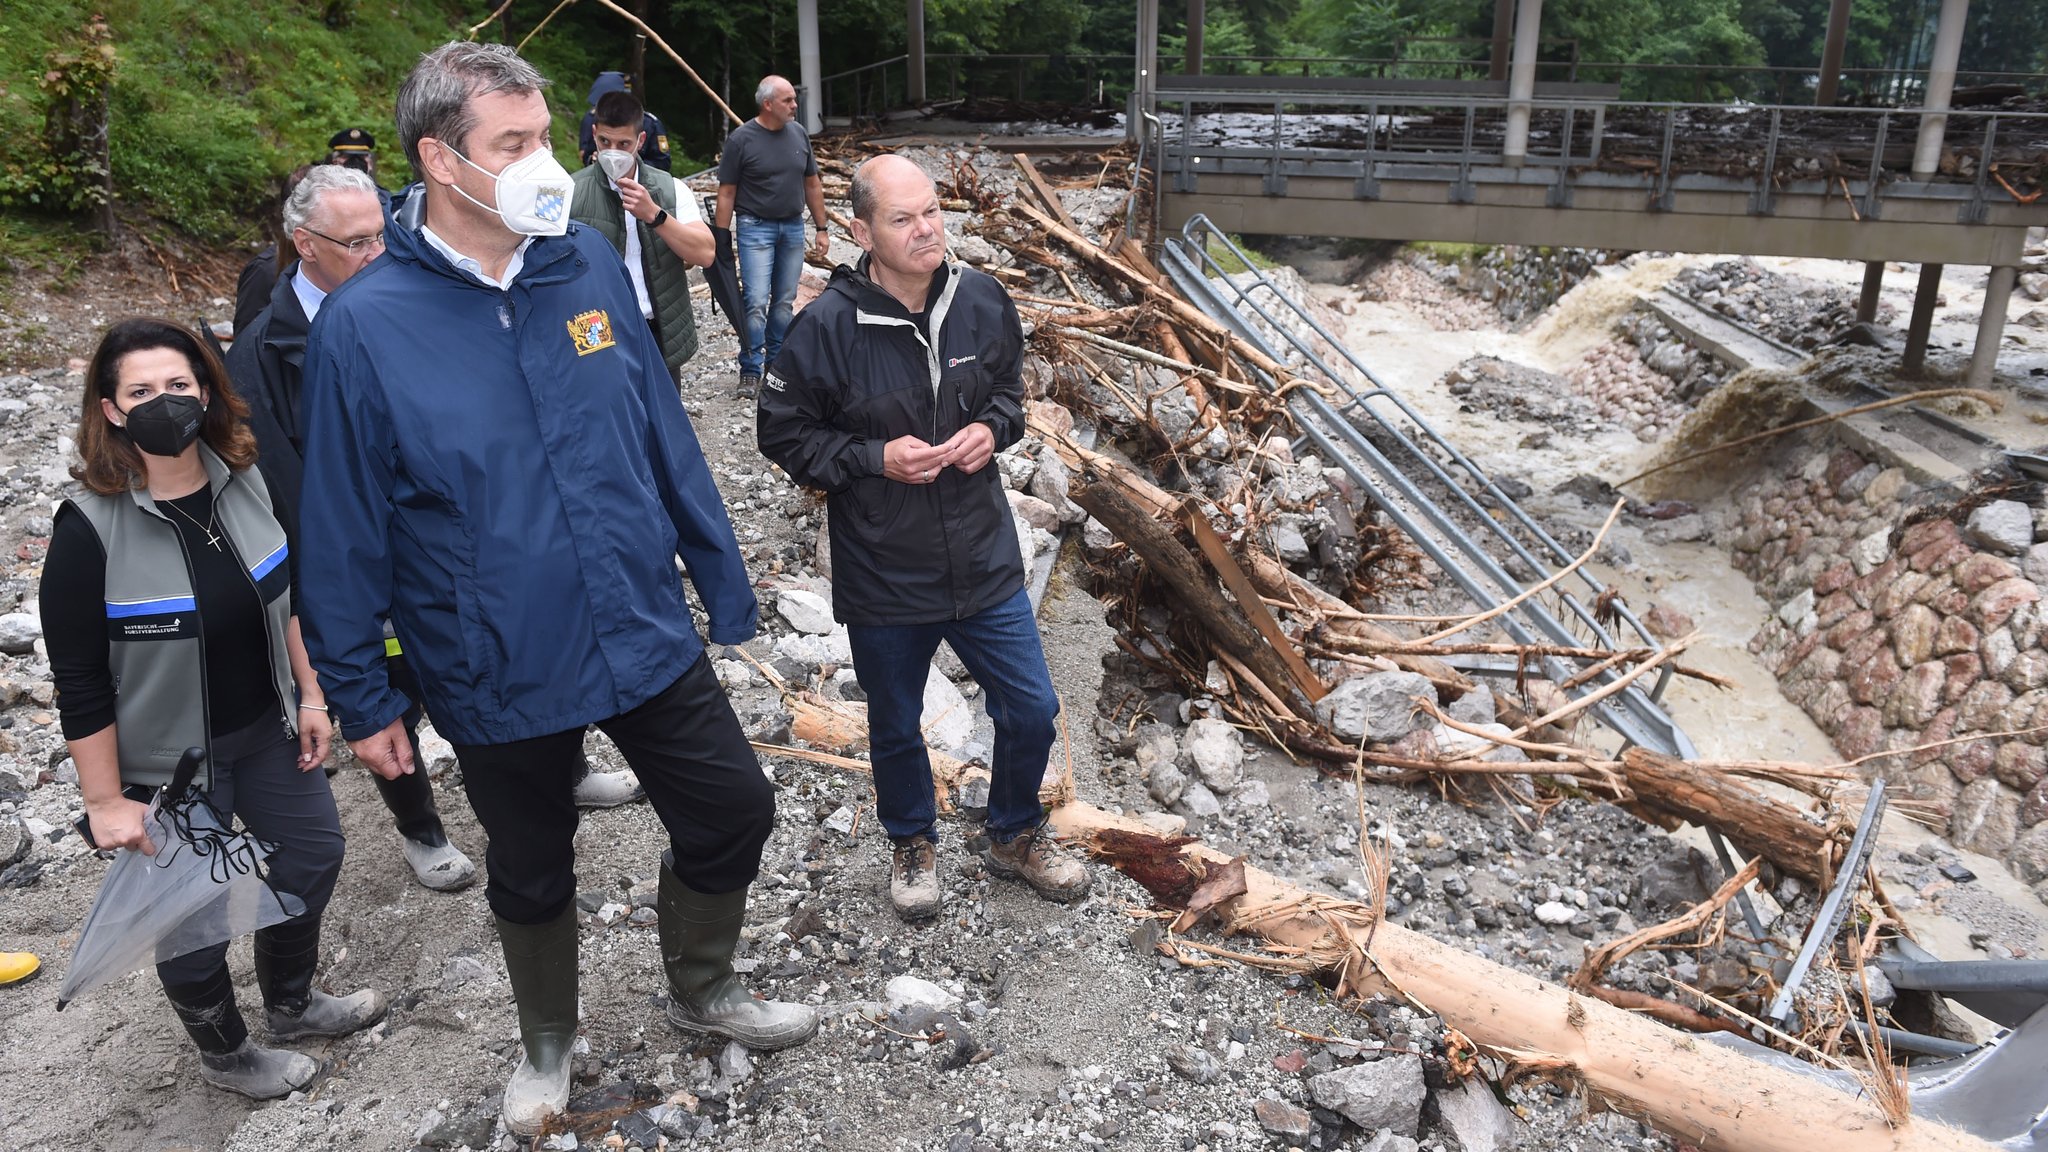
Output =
[{"x1": 716, "y1": 75, "x2": 830, "y2": 395}]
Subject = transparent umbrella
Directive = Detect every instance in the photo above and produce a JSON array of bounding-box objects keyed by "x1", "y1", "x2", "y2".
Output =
[{"x1": 56, "y1": 748, "x2": 305, "y2": 1009}]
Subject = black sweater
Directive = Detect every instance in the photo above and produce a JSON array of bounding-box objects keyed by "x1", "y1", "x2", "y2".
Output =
[{"x1": 43, "y1": 483, "x2": 298, "y2": 742}]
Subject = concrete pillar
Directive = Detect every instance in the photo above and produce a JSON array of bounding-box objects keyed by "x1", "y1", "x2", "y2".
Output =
[
  {"x1": 1902, "y1": 263, "x2": 1944, "y2": 377},
  {"x1": 1134, "y1": 0, "x2": 1159, "y2": 131},
  {"x1": 1816, "y1": 0, "x2": 1852, "y2": 105},
  {"x1": 797, "y1": 0, "x2": 822, "y2": 132},
  {"x1": 1857, "y1": 261, "x2": 1885, "y2": 324},
  {"x1": 1912, "y1": 0, "x2": 1969, "y2": 180},
  {"x1": 1185, "y1": 0, "x2": 1205, "y2": 76},
  {"x1": 1969, "y1": 266, "x2": 2017, "y2": 386},
  {"x1": 1502, "y1": 0, "x2": 1543, "y2": 166},
  {"x1": 907, "y1": 0, "x2": 926, "y2": 103},
  {"x1": 1490, "y1": 0, "x2": 1514, "y2": 82}
]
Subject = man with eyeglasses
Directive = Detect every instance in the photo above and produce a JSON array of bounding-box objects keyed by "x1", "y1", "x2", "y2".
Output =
[{"x1": 226, "y1": 163, "x2": 489, "y2": 895}]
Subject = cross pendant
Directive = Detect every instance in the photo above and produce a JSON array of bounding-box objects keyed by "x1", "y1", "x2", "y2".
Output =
[{"x1": 204, "y1": 530, "x2": 223, "y2": 551}]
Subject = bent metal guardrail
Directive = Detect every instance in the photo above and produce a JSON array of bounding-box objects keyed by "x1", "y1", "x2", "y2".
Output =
[
  {"x1": 1158, "y1": 214, "x2": 1696, "y2": 760},
  {"x1": 1156, "y1": 88, "x2": 2048, "y2": 223}
]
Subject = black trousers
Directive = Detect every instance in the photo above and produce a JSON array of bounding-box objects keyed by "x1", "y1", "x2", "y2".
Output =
[
  {"x1": 452, "y1": 653, "x2": 774, "y2": 924},
  {"x1": 157, "y1": 717, "x2": 345, "y2": 986},
  {"x1": 368, "y1": 653, "x2": 446, "y2": 844}
]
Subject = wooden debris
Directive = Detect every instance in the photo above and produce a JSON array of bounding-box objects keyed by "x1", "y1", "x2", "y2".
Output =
[{"x1": 1050, "y1": 805, "x2": 1997, "y2": 1152}]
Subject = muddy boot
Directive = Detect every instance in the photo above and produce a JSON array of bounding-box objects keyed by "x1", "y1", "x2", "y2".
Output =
[
  {"x1": 401, "y1": 832, "x2": 478, "y2": 892},
  {"x1": 658, "y1": 855, "x2": 818, "y2": 1051},
  {"x1": 572, "y1": 768, "x2": 644, "y2": 808},
  {"x1": 979, "y1": 824, "x2": 1092, "y2": 903},
  {"x1": 496, "y1": 906, "x2": 581, "y2": 1136},
  {"x1": 163, "y1": 966, "x2": 316, "y2": 1100},
  {"x1": 255, "y1": 919, "x2": 388, "y2": 1041}
]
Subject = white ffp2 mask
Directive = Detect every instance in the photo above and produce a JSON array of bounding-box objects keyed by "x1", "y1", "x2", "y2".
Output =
[
  {"x1": 446, "y1": 144, "x2": 573, "y2": 236},
  {"x1": 596, "y1": 149, "x2": 637, "y2": 183}
]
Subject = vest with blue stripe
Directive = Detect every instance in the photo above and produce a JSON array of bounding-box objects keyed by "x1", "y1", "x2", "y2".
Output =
[{"x1": 66, "y1": 446, "x2": 296, "y2": 791}]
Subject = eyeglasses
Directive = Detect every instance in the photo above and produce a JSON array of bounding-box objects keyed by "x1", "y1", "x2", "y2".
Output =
[{"x1": 302, "y1": 226, "x2": 386, "y2": 254}]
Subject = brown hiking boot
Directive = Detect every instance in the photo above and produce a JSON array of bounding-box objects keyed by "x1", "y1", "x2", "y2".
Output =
[
  {"x1": 981, "y1": 825, "x2": 1092, "y2": 903},
  {"x1": 890, "y1": 838, "x2": 941, "y2": 921}
]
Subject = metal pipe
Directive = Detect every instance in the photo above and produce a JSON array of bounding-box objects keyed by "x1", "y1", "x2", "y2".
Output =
[
  {"x1": 1816, "y1": 0, "x2": 1853, "y2": 105},
  {"x1": 1902, "y1": 262, "x2": 1945, "y2": 376},
  {"x1": 1502, "y1": 0, "x2": 1544, "y2": 165},
  {"x1": 1134, "y1": 0, "x2": 1159, "y2": 143},
  {"x1": 797, "y1": 0, "x2": 823, "y2": 132},
  {"x1": 1857, "y1": 262, "x2": 1885, "y2": 324},
  {"x1": 1489, "y1": 0, "x2": 1514, "y2": 82},
  {"x1": 1912, "y1": 0, "x2": 1969, "y2": 179},
  {"x1": 906, "y1": 0, "x2": 926, "y2": 104},
  {"x1": 1970, "y1": 265, "x2": 2017, "y2": 386}
]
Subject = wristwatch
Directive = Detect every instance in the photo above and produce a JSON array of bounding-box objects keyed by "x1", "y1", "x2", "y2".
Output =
[{"x1": 649, "y1": 208, "x2": 669, "y2": 229}]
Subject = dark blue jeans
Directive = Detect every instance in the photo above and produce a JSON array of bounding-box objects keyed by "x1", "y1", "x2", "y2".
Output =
[
  {"x1": 736, "y1": 211, "x2": 806, "y2": 377},
  {"x1": 847, "y1": 587, "x2": 1059, "y2": 845}
]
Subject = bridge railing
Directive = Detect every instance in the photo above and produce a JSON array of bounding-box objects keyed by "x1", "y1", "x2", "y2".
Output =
[
  {"x1": 820, "y1": 45, "x2": 2046, "y2": 126},
  {"x1": 1155, "y1": 87, "x2": 2048, "y2": 220}
]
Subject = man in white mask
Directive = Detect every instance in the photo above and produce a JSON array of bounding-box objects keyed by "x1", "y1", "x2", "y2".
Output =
[
  {"x1": 297, "y1": 41, "x2": 816, "y2": 1139},
  {"x1": 569, "y1": 88, "x2": 712, "y2": 386}
]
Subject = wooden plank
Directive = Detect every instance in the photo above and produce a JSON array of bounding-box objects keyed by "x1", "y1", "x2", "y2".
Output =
[
  {"x1": 1179, "y1": 499, "x2": 1329, "y2": 703},
  {"x1": 1011, "y1": 152, "x2": 1081, "y2": 232}
]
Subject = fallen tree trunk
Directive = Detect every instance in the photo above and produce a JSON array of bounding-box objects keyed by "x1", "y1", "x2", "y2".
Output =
[
  {"x1": 1070, "y1": 474, "x2": 1315, "y2": 723},
  {"x1": 1050, "y1": 803, "x2": 1992, "y2": 1152},
  {"x1": 1620, "y1": 747, "x2": 1841, "y2": 887}
]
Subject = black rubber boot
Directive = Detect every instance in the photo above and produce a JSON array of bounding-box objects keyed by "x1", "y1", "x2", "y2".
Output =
[
  {"x1": 658, "y1": 854, "x2": 818, "y2": 1051},
  {"x1": 254, "y1": 918, "x2": 387, "y2": 1041},
  {"x1": 496, "y1": 906, "x2": 581, "y2": 1136},
  {"x1": 162, "y1": 965, "x2": 315, "y2": 1099}
]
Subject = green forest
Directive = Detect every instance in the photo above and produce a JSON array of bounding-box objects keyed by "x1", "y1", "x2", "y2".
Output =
[{"x1": 1, "y1": 0, "x2": 2044, "y2": 252}]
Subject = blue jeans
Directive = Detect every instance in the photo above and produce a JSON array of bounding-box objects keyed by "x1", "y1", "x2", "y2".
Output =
[
  {"x1": 848, "y1": 588, "x2": 1060, "y2": 845},
  {"x1": 736, "y1": 212, "x2": 807, "y2": 377}
]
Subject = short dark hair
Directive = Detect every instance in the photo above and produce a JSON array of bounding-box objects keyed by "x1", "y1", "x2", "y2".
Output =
[
  {"x1": 76, "y1": 318, "x2": 256, "y2": 495},
  {"x1": 594, "y1": 90, "x2": 643, "y2": 132}
]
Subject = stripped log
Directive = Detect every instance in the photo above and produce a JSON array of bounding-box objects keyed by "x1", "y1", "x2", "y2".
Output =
[
  {"x1": 1620, "y1": 748, "x2": 1842, "y2": 886},
  {"x1": 1049, "y1": 803, "x2": 1995, "y2": 1152}
]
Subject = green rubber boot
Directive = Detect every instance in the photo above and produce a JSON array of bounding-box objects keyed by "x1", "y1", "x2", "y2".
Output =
[
  {"x1": 495, "y1": 907, "x2": 580, "y2": 1136},
  {"x1": 659, "y1": 857, "x2": 818, "y2": 1051}
]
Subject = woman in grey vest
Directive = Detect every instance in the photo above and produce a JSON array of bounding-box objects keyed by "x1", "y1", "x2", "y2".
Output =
[{"x1": 40, "y1": 319, "x2": 385, "y2": 1099}]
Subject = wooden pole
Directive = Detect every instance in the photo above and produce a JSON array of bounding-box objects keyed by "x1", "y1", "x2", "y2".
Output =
[
  {"x1": 1049, "y1": 804, "x2": 1997, "y2": 1152},
  {"x1": 586, "y1": 0, "x2": 743, "y2": 126}
]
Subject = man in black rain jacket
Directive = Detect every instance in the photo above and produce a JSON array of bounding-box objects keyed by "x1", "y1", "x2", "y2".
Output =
[{"x1": 759, "y1": 154, "x2": 1092, "y2": 922}]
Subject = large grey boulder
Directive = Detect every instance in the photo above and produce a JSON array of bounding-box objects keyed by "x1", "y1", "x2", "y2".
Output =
[
  {"x1": 1315, "y1": 672, "x2": 1437, "y2": 743},
  {"x1": 0, "y1": 613, "x2": 40, "y2": 656},
  {"x1": 1967, "y1": 500, "x2": 2035, "y2": 557},
  {"x1": 1180, "y1": 718, "x2": 1244, "y2": 793},
  {"x1": 1309, "y1": 1055, "x2": 1425, "y2": 1136},
  {"x1": 1435, "y1": 1079, "x2": 1516, "y2": 1152}
]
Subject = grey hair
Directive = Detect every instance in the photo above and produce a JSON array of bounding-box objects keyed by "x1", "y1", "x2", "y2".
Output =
[
  {"x1": 396, "y1": 41, "x2": 551, "y2": 178},
  {"x1": 282, "y1": 164, "x2": 378, "y2": 238},
  {"x1": 756, "y1": 75, "x2": 789, "y2": 108}
]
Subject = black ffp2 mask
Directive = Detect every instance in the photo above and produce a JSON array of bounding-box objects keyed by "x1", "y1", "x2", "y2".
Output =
[{"x1": 120, "y1": 393, "x2": 205, "y2": 458}]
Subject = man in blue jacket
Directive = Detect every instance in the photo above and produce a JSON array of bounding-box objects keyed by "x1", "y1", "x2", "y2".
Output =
[{"x1": 298, "y1": 42, "x2": 815, "y2": 1138}]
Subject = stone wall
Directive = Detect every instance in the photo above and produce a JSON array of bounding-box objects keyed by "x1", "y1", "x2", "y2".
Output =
[
  {"x1": 1425, "y1": 246, "x2": 1618, "y2": 324},
  {"x1": 1727, "y1": 444, "x2": 2048, "y2": 895}
]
